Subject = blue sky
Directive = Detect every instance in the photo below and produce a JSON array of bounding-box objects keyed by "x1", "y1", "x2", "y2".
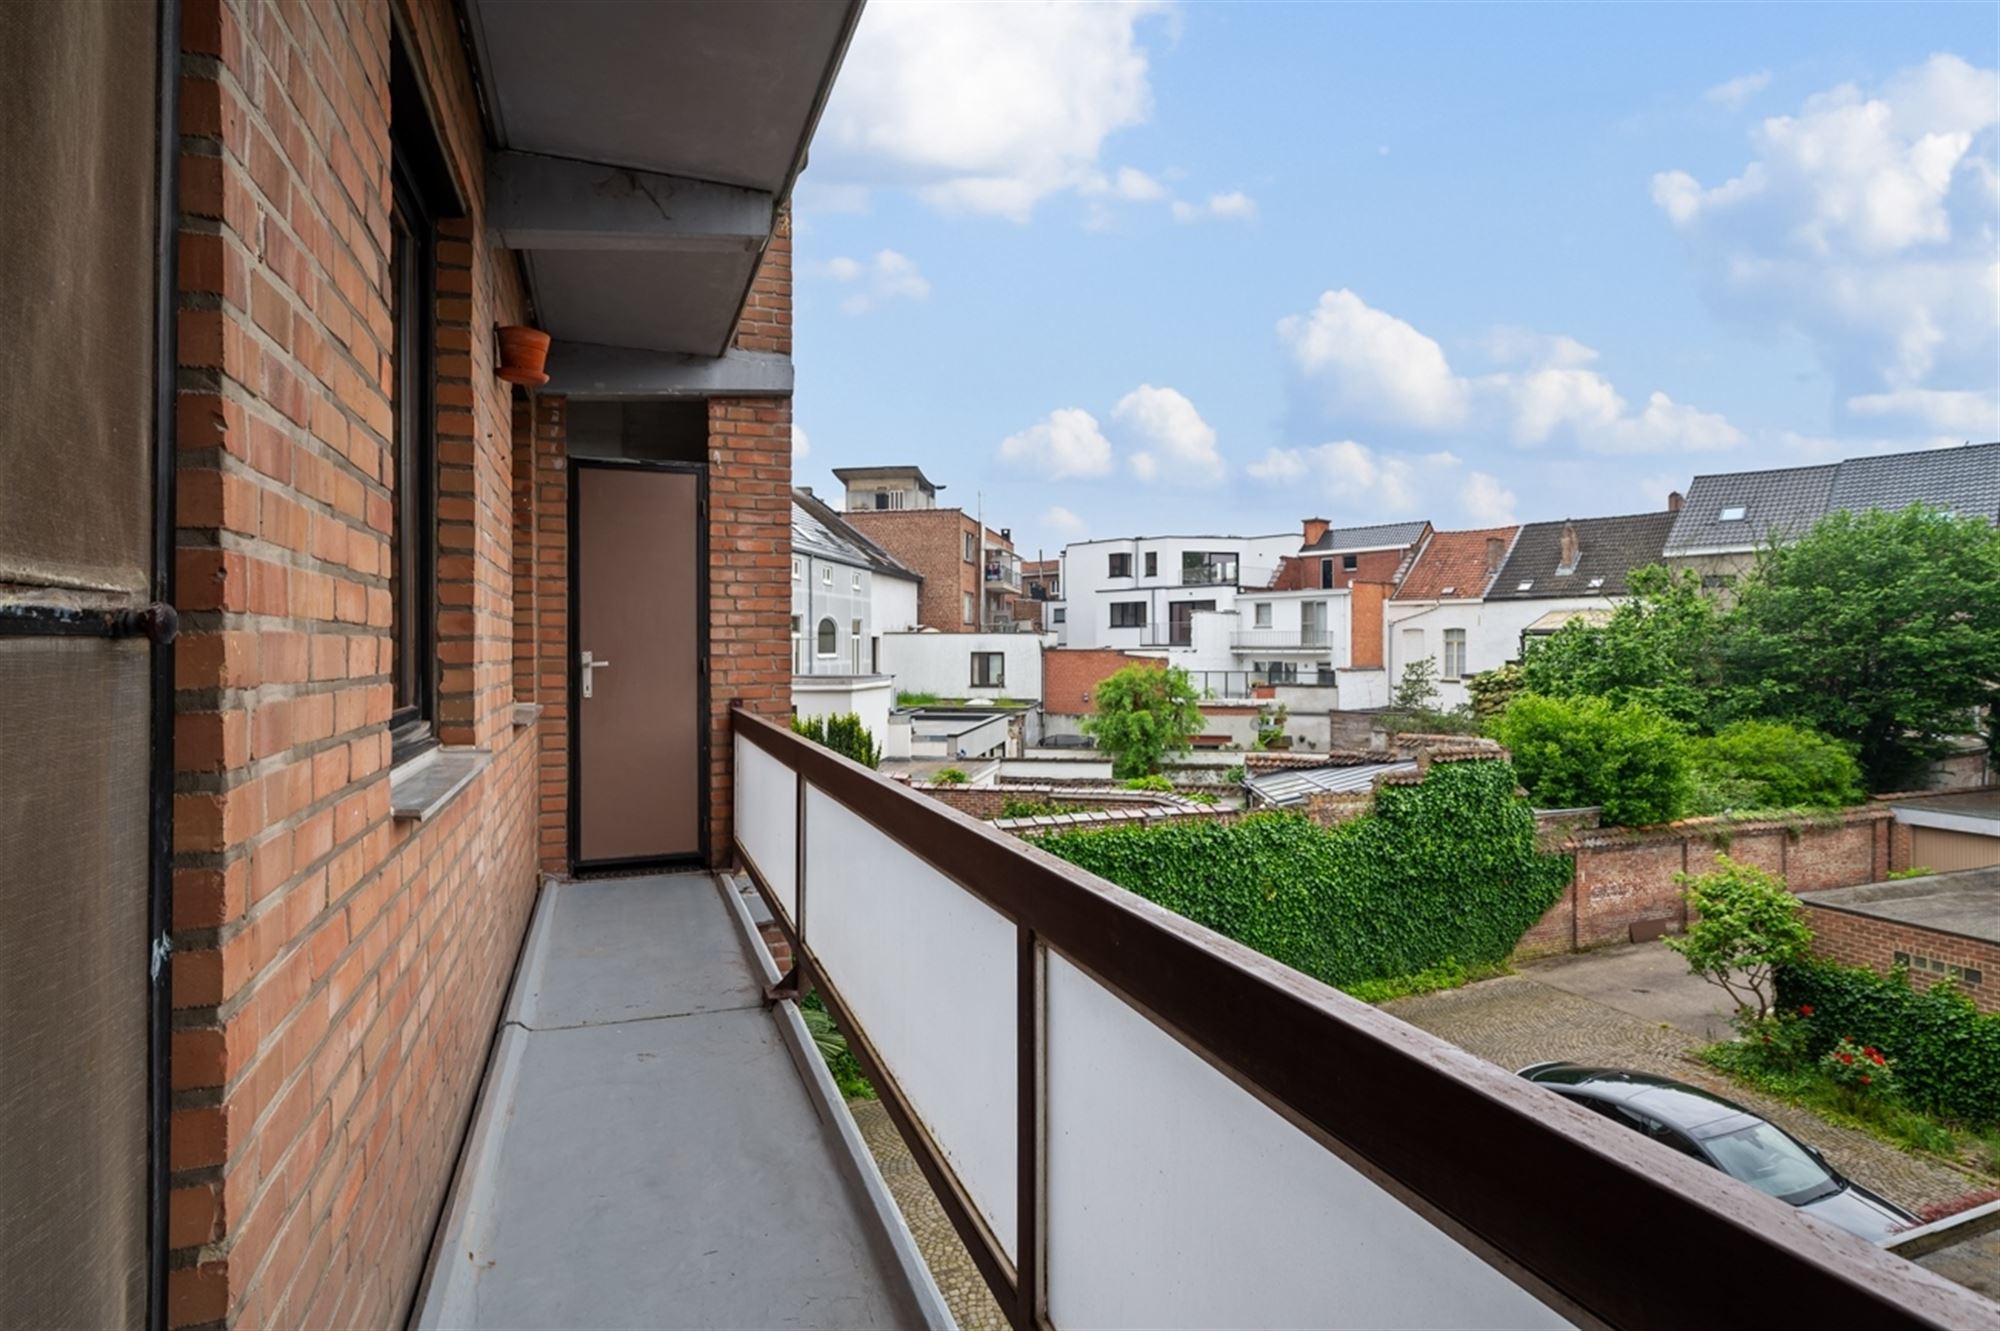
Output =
[{"x1": 790, "y1": 3, "x2": 1999, "y2": 559}]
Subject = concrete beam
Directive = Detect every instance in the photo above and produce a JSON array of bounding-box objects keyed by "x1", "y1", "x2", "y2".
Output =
[
  {"x1": 542, "y1": 343, "x2": 793, "y2": 399},
  {"x1": 489, "y1": 150, "x2": 774, "y2": 253}
]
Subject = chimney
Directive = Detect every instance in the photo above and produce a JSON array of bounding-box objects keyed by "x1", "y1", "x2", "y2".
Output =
[
  {"x1": 1302, "y1": 516, "x2": 1331, "y2": 547},
  {"x1": 1000, "y1": 527, "x2": 1012, "y2": 543},
  {"x1": 1667, "y1": 490, "x2": 1684, "y2": 512},
  {"x1": 1484, "y1": 537, "x2": 1504, "y2": 574},
  {"x1": 1558, "y1": 521, "x2": 1580, "y2": 573}
]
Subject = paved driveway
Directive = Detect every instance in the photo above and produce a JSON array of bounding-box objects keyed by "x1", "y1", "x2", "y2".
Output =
[{"x1": 1385, "y1": 943, "x2": 1984, "y2": 1214}]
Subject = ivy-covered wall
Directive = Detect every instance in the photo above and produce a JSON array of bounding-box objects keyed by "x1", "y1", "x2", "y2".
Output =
[{"x1": 1030, "y1": 759, "x2": 1571, "y2": 988}]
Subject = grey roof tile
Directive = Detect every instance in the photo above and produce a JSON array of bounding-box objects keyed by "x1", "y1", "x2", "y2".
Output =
[
  {"x1": 1825, "y1": 441, "x2": 2000, "y2": 521},
  {"x1": 1663, "y1": 463, "x2": 1836, "y2": 556},
  {"x1": 1304, "y1": 519, "x2": 1429, "y2": 553},
  {"x1": 1488, "y1": 511, "x2": 1675, "y2": 600},
  {"x1": 791, "y1": 488, "x2": 922, "y2": 581}
]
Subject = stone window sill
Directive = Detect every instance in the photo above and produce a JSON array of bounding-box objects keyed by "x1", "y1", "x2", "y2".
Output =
[
  {"x1": 390, "y1": 746, "x2": 492, "y2": 823},
  {"x1": 513, "y1": 702, "x2": 542, "y2": 728}
]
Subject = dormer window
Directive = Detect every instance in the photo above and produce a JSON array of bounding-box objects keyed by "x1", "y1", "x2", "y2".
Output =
[{"x1": 1718, "y1": 506, "x2": 1747, "y2": 522}]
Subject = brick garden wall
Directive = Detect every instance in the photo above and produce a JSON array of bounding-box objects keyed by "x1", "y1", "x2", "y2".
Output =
[{"x1": 1801, "y1": 904, "x2": 1998, "y2": 1014}]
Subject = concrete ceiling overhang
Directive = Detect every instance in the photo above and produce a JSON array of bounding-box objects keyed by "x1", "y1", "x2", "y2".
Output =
[{"x1": 464, "y1": 0, "x2": 863, "y2": 390}]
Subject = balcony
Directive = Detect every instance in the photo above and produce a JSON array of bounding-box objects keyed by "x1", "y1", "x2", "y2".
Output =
[
  {"x1": 1231, "y1": 627, "x2": 1333, "y2": 652},
  {"x1": 985, "y1": 557, "x2": 1022, "y2": 591},
  {"x1": 417, "y1": 707, "x2": 1993, "y2": 1330}
]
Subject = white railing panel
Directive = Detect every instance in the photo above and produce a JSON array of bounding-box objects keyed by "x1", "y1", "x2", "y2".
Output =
[
  {"x1": 805, "y1": 784, "x2": 1018, "y2": 1258},
  {"x1": 734, "y1": 733, "x2": 797, "y2": 924},
  {"x1": 1044, "y1": 953, "x2": 1569, "y2": 1329}
]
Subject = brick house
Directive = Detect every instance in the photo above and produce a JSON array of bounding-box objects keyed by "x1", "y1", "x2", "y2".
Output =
[
  {"x1": 0, "y1": 2, "x2": 853, "y2": 1324},
  {"x1": 838, "y1": 467, "x2": 1022, "y2": 631}
]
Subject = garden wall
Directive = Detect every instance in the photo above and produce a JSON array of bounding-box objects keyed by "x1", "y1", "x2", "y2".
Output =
[{"x1": 1514, "y1": 805, "x2": 1897, "y2": 958}]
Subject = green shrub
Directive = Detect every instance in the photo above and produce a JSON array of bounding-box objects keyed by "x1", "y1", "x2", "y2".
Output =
[
  {"x1": 1119, "y1": 774, "x2": 1175, "y2": 793},
  {"x1": 1886, "y1": 865, "x2": 1936, "y2": 880},
  {"x1": 1665, "y1": 855, "x2": 1813, "y2": 1020},
  {"x1": 1465, "y1": 663, "x2": 1524, "y2": 721},
  {"x1": 790, "y1": 712, "x2": 882, "y2": 769},
  {"x1": 1082, "y1": 663, "x2": 1202, "y2": 778},
  {"x1": 1030, "y1": 759, "x2": 1570, "y2": 989},
  {"x1": 1689, "y1": 720, "x2": 1863, "y2": 811},
  {"x1": 998, "y1": 797, "x2": 1087, "y2": 820},
  {"x1": 1493, "y1": 693, "x2": 1691, "y2": 825},
  {"x1": 1776, "y1": 958, "x2": 2000, "y2": 1127},
  {"x1": 930, "y1": 767, "x2": 968, "y2": 786},
  {"x1": 799, "y1": 993, "x2": 873, "y2": 1100},
  {"x1": 1224, "y1": 764, "x2": 1247, "y2": 785},
  {"x1": 895, "y1": 691, "x2": 941, "y2": 708}
]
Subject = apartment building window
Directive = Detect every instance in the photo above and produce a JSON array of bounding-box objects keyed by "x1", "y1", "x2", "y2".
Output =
[
  {"x1": 791, "y1": 615, "x2": 804, "y2": 672},
  {"x1": 1108, "y1": 552, "x2": 1132, "y2": 578},
  {"x1": 816, "y1": 617, "x2": 838, "y2": 657},
  {"x1": 1320, "y1": 558, "x2": 1334, "y2": 589},
  {"x1": 822, "y1": 565, "x2": 833, "y2": 586},
  {"x1": 388, "y1": 40, "x2": 453, "y2": 762},
  {"x1": 964, "y1": 531, "x2": 977, "y2": 562},
  {"x1": 851, "y1": 570, "x2": 862, "y2": 592},
  {"x1": 963, "y1": 592, "x2": 975, "y2": 623},
  {"x1": 1109, "y1": 602, "x2": 1146, "y2": 628},
  {"x1": 1052, "y1": 608, "x2": 1066, "y2": 624},
  {"x1": 971, "y1": 652, "x2": 1006, "y2": 688},
  {"x1": 1144, "y1": 552, "x2": 1158, "y2": 578},
  {"x1": 1442, "y1": 628, "x2": 1467, "y2": 681},
  {"x1": 1182, "y1": 551, "x2": 1237, "y2": 585},
  {"x1": 791, "y1": 557, "x2": 800, "y2": 581},
  {"x1": 1343, "y1": 554, "x2": 1359, "y2": 572},
  {"x1": 851, "y1": 618, "x2": 863, "y2": 673},
  {"x1": 1254, "y1": 602, "x2": 1272, "y2": 628}
]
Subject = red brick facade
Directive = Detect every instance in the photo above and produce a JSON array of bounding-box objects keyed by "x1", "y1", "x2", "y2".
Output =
[
  {"x1": 845, "y1": 507, "x2": 1015, "y2": 630},
  {"x1": 1801, "y1": 904, "x2": 1998, "y2": 1014},
  {"x1": 1268, "y1": 547, "x2": 1407, "y2": 592},
  {"x1": 1043, "y1": 646, "x2": 1159, "y2": 715},
  {"x1": 163, "y1": 2, "x2": 793, "y2": 1324}
]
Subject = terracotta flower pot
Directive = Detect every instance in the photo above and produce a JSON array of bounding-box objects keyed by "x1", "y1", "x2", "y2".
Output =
[{"x1": 496, "y1": 325, "x2": 551, "y2": 386}]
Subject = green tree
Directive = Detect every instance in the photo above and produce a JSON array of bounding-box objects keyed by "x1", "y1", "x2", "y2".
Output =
[
  {"x1": 1464, "y1": 662, "x2": 1524, "y2": 722},
  {"x1": 1723, "y1": 506, "x2": 2000, "y2": 790},
  {"x1": 1689, "y1": 719, "x2": 1864, "y2": 811},
  {"x1": 1666, "y1": 855, "x2": 1813, "y2": 1021},
  {"x1": 1519, "y1": 566, "x2": 1731, "y2": 730},
  {"x1": 1083, "y1": 663, "x2": 1203, "y2": 778},
  {"x1": 1492, "y1": 693, "x2": 1692, "y2": 825},
  {"x1": 1393, "y1": 657, "x2": 1440, "y2": 711}
]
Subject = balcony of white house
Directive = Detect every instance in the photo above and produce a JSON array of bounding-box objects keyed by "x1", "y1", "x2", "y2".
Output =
[
  {"x1": 416, "y1": 707, "x2": 1999, "y2": 1330},
  {"x1": 1230, "y1": 627, "x2": 1335, "y2": 653}
]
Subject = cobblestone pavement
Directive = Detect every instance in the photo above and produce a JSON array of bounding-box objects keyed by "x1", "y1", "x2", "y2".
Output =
[
  {"x1": 848, "y1": 1098, "x2": 1009, "y2": 1331},
  {"x1": 1385, "y1": 973, "x2": 1983, "y2": 1213}
]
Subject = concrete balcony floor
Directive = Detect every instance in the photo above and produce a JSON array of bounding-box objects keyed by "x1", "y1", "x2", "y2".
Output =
[{"x1": 414, "y1": 873, "x2": 945, "y2": 1329}]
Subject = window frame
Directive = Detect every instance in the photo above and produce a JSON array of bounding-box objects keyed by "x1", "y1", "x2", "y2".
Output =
[
  {"x1": 1342, "y1": 553, "x2": 1359, "y2": 572},
  {"x1": 1254, "y1": 602, "x2": 1272, "y2": 629},
  {"x1": 816, "y1": 616, "x2": 839, "y2": 658},
  {"x1": 1144, "y1": 551, "x2": 1158, "y2": 578},
  {"x1": 1442, "y1": 627, "x2": 1467, "y2": 681},
  {"x1": 1109, "y1": 601, "x2": 1146, "y2": 629},
  {"x1": 1108, "y1": 552, "x2": 1132, "y2": 578},
  {"x1": 971, "y1": 651, "x2": 1006, "y2": 688},
  {"x1": 1320, "y1": 558, "x2": 1334, "y2": 589}
]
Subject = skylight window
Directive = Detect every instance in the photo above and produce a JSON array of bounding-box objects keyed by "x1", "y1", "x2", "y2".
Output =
[
  {"x1": 1718, "y1": 505, "x2": 1747, "y2": 522},
  {"x1": 1438, "y1": 585, "x2": 1456, "y2": 596},
  {"x1": 1587, "y1": 577, "x2": 1605, "y2": 589},
  {"x1": 1517, "y1": 580, "x2": 1534, "y2": 591}
]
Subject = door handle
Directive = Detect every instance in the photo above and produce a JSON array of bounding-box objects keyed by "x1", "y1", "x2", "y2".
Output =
[{"x1": 581, "y1": 651, "x2": 612, "y2": 699}]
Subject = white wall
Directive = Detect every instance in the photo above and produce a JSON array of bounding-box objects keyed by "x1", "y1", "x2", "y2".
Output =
[
  {"x1": 1060, "y1": 533, "x2": 1301, "y2": 651},
  {"x1": 870, "y1": 572, "x2": 922, "y2": 668},
  {"x1": 792, "y1": 675, "x2": 894, "y2": 747},
  {"x1": 792, "y1": 550, "x2": 874, "y2": 676},
  {"x1": 1385, "y1": 596, "x2": 1619, "y2": 708},
  {"x1": 879, "y1": 631, "x2": 1048, "y2": 702}
]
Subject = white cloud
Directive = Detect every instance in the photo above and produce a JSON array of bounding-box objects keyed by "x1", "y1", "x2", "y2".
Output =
[
  {"x1": 1171, "y1": 190, "x2": 1257, "y2": 223},
  {"x1": 1459, "y1": 471, "x2": 1518, "y2": 525},
  {"x1": 1704, "y1": 70, "x2": 1772, "y2": 110},
  {"x1": 815, "y1": 249, "x2": 931, "y2": 314},
  {"x1": 1279, "y1": 290, "x2": 1742, "y2": 454},
  {"x1": 998, "y1": 407, "x2": 1115, "y2": 479},
  {"x1": 1652, "y1": 55, "x2": 2000, "y2": 398},
  {"x1": 815, "y1": 2, "x2": 1167, "y2": 221},
  {"x1": 1847, "y1": 387, "x2": 2000, "y2": 436},
  {"x1": 1043, "y1": 505, "x2": 1088, "y2": 535},
  {"x1": 1111, "y1": 166, "x2": 1166, "y2": 201},
  {"x1": 1112, "y1": 384, "x2": 1226, "y2": 482},
  {"x1": 1278, "y1": 290, "x2": 1471, "y2": 430},
  {"x1": 792, "y1": 425, "x2": 810, "y2": 460},
  {"x1": 1245, "y1": 442, "x2": 1459, "y2": 514}
]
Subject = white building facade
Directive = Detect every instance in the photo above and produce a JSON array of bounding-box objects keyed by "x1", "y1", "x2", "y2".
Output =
[
  {"x1": 1058, "y1": 532, "x2": 1302, "y2": 653},
  {"x1": 791, "y1": 491, "x2": 923, "y2": 678}
]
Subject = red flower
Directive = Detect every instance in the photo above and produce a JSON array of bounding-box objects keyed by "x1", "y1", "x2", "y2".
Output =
[
  {"x1": 1798, "y1": 1005, "x2": 1815, "y2": 1017},
  {"x1": 1870, "y1": 1052, "x2": 1886, "y2": 1066},
  {"x1": 1860, "y1": 1074, "x2": 1872, "y2": 1084},
  {"x1": 1839, "y1": 1052, "x2": 1855, "y2": 1065},
  {"x1": 1863, "y1": 1046, "x2": 1878, "y2": 1058}
]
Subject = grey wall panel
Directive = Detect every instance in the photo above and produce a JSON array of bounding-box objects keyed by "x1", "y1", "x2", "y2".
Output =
[{"x1": 0, "y1": 637, "x2": 152, "y2": 1328}]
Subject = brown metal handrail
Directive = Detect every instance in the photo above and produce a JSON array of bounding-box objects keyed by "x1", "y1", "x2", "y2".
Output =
[{"x1": 730, "y1": 705, "x2": 1996, "y2": 1331}]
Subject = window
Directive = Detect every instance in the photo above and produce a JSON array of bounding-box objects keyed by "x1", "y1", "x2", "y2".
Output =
[
  {"x1": 1718, "y1": 505, "x2": 1747, "y2": 522},
  {"x1": 851, "y1": 617, "x2": 863, "y2": 673},
  {"x1": 965, "y1": 531, "x2": 977, "y2": 562},
  {"x1": 1254, "y1": 602, "x2": 1272, "y2": 628},
  {"x1": 963, "y1": 592, "x2": 975, "y2": 624},
  {"x1": 1515, "y1": 580, "x2": 1533, "y2": 592},
  {"x1": 791, "y1": 557, "x2": 800, "y2": 581},
  {"x1": 821, "y1": 565, "x2": 833, "y2": 586},
  {"x1": 388, "y1": 40, "x2": 453, "y2": 762},
  {"x1": 875, "y1": 491, "x2": 890, "y2": 510},
  {"x1": 1182, "y1": 550, "x2": 1238, "y2": 585},
  {"x1": 971, "y1": 652, "x2": 1005, "y2": 687},
  {"x1": 1108, "y1": 552, "x2": 1132, "y2": 578},
  {"x1": 1144, "y1": 552, "x2": 1158, "y2": 578},
  {"x1": 1702, "y1": 573, "x2": 1735, "y2": 590},
  {"x1": 1342, "y1": 553, "x2": 1358, "y2": 572},
  {"x1": 1442, "y1": 628, "x2": 1467, "y2": 680},
  {"x1": 1586, "y1": 576, "x2": 1605, "y2": 590},
  {"x1": 1109, "y1": 602, "x2": 1146, "y2": 628},
  {"x1": 816, "y1": 617, "x2": 838, "y2": 657},
  {"x1": 852, "y1": 570, "x2": 861, "y2": 592},
  {"x1": 1320, "y1": 558, "x2": 1334, "y2": 589},
  {"x1": 1052, "y1": 608, "x2": 1066, "y2": 624}
]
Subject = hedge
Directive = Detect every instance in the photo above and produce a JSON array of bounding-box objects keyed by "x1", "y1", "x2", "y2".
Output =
[
  {"x1": 1029, "y1": 759, "x2": 1571, "y2": 988},
  {"x1": 1775, "y1": 958, "x2": 2000, "y2": 1126}
]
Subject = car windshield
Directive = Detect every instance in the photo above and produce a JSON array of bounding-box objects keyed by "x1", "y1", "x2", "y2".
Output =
[{"x1": 1702, "y1": 1122, "x2": 1837, "y2": 1204}]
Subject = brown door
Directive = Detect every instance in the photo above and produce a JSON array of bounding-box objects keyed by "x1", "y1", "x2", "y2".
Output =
[{"x1": 574, "y1": 461, "x2": 704, "y2": 865}]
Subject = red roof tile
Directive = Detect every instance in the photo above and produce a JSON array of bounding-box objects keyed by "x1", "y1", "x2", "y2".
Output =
[{"x1": 1391, "y1": 526, "x2": 1520, "y2": 600}]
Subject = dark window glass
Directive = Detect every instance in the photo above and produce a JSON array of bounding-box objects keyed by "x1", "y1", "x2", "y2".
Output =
[
  {"x1": 1343, "y1": 553, "x2": 1359, "y2": 571},
  {"x1": 1320, "y1": 559, "x2": 1334, "y2": 589},
  {"x1": 1109, "y1": 602, "x2": 1146, "y2": 628},
  {"x1": 1144, "y1": 552, "x2": 1158, "y2": 578},
  {"x1": 1108, "y1": 552, "x2": 1132, "y2": 578},
  {"x1": 971, "y1": 652, "x2": 1005, "y2": 687}
]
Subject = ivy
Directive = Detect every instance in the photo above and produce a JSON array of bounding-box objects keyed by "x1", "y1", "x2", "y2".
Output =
[
  {"x1": 1775, "y1": 959, "x2": 2000, "y2": 1127},
  {"x1": 1029, "y1": 760, "x2": 1570, "y2": 988}
]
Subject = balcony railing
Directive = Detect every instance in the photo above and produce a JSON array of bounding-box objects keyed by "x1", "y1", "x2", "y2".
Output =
[
  {"x1": 1231, "y1": 628, "x2": 1332, "y2": 652},
  {"x1": 984, "y1": 561, "x2": 1022, "y2": 590},
  {"x1": 730, "y1": 706, "x2": 1984, "y2": 1331}
]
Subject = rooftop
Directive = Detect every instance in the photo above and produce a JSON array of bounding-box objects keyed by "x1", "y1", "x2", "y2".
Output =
[
  {"x1": 834, "y1": 464, "x2": 944, "y2": 491},
  {"x1": 1487, "y1": 510, "x2": 1676, "y2": 601},
  {"x1": 1392, "y1": 525, "x2": 1521, "y2": 600},
  {"x1": 793, "y1": 487, "x2": 923, "y2": 582},
  {"x1": 1247, "y1": 760, "x2": 1418, "y2": 807},
  {"x1": 1800, "y1": 866, "x2": 2000, "y2": 948},
  {"x1": 1305, "y1": 519, "x2": 1431, "y2": 553}
]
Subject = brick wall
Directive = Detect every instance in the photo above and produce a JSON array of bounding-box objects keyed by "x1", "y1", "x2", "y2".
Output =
[
  {"x1": 845, "y1": 508, "x2": 979, "y2": 629},
  {"x1": 168, "y1": 2, "x2": 542, "y2": 1326},
  {"x1": 1269, "y1": 547, "x2": 1408, "y2": 592},
  {"x1": 1043, "y1": 646, "x2": 1157, "y2": 715},
  {"x1": 1349, "y1": 580, "x2": 1389, "y2": 668},
  {"x1": 1802, "y1": 904, "x2": 1998, "y2": 1014}
]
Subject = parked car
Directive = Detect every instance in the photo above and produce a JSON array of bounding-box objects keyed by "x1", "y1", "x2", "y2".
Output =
[{"x1": 1518, "y1": 1062, "x2": 1917, "y2": 1242}]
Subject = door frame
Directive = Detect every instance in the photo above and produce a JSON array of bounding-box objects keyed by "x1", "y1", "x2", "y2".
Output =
[{"x1": 566, "y1": 455, "x2": 710, "y2": 874}]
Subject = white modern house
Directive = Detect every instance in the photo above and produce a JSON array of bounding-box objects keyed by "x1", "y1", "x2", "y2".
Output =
[
  {"x1": 877, "y1": 629, "x2": 1046, "y2": 703},
  {"x1": 1058, "y1": 531, "x2": 1307, "y2": 652}
]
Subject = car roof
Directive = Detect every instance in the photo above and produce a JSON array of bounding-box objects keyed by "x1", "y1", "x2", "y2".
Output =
[{"x1": 1528, "y1": 1065, "x2": 1756, "y2": 1136}]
